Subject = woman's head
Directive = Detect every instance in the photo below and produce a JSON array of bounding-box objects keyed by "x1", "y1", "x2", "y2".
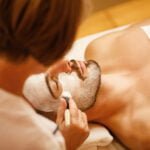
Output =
[{"x1": 0, "y1": 0, "x2": 82, "y2": 66}]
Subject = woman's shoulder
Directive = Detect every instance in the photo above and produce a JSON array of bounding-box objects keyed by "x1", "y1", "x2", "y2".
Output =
[{"x1": 0, "y1": 89, "x2": 65, "y2": 150}]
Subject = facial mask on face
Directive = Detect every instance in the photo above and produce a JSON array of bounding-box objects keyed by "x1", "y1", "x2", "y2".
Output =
[
  {"x1": 23, "y1": 60, "x2": 101, "y2": 112},
  {"x1": 23, "y1": 73, "x2": 60, "y2": 112},
  {"x1": 58, "y1": 61, "x2": 101, "y2": 110}
]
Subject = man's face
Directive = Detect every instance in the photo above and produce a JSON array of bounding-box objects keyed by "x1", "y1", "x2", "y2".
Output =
[{"x1": 49, "y1": 60, "x2": 101, "y2": 111}]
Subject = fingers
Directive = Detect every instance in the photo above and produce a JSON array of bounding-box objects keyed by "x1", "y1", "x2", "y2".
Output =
[
  {"x1": 76, "y1": 109, "x2": 89, "y2": 132},
  {"x1": 81, "y1": 112, "x2": 89, "y2": 131},
  {"x1": 69, "y1": 99, "x2": 89, "y2": 130},
  {"x1": 58, "y1": 98, "x2": 89, "y2": 150},
  {"x1": 78, "y1": 110, "x2": 84, "y2": 127},
  {"x1": 69, "y1": 98, "x2": 79, "y2": 119},
  {"x1": 56, "y1": 99, "x2": 67, "y2": 125},
  {"x1": 57, "y1": 98, "x2": 89, "y2": 131}
]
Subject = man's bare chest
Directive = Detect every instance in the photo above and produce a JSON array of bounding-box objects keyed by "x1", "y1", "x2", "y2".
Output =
[{"x1": 103, "y1": 96, "x2": 150, "y2": 149}]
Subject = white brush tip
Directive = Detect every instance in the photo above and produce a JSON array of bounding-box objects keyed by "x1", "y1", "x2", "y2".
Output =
[{"x1": 61, "y1": 91, "x2": 72, "y2": 98}]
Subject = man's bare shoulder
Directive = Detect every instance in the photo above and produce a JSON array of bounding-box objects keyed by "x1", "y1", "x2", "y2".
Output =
[
  {"x1": 85, "y1": 21, "x2": 150, "y2": 71},
  {"x1": 85, "y1": 19, "x2": 150, "y2": 59},
  {"x1": 85, "y1": 29, "x2": 123, "y2": 61}
]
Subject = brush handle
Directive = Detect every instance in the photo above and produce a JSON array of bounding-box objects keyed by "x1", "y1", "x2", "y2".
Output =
[{"x1": 65, "y1": 109, "x2": 70, "y2": 127}]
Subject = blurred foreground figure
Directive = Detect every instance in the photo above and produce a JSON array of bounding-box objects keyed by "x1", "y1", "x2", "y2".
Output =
[{"x1": 0, "y1": 0, "x2": 90, "y2": 150}]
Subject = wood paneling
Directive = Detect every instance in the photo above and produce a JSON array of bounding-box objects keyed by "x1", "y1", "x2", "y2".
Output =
[{"x1": 77, "y1": 0, "x2": 150, "y2": 38}]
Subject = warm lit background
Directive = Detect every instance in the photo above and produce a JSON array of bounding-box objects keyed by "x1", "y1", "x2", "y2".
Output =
[{"x1": 77, "y1": 0, "x2": 150, "y2": 38}]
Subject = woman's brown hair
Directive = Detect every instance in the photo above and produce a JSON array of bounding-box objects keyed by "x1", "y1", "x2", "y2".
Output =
[{"x1": 0, "y1": 0, "x2": 82, "y2": 66}]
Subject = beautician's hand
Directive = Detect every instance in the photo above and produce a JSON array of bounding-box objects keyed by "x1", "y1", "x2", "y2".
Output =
[{"x1": 56, "y1": 98, "x2": 89, "y2": 150}]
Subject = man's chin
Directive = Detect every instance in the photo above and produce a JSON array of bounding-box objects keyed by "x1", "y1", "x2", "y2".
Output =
[
  {"x1": 74, "y1": 60, "x2": 101, "y2": 111},
  {"x1": 87, "y1": 60, "x2": 101, "y2": 69},
  {"x1": 58, "y1": 59, "x2": 101, "y2": 111}
]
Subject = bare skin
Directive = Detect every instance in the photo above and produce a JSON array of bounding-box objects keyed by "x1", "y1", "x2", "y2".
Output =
[{"x1": 85, "y1": 20, "x2": 150, "y2": 150}]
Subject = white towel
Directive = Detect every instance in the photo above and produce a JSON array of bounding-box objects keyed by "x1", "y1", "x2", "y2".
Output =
[
  {"x1": 141, "y1": 25, "x2": 150, "y2": 39},
  {"x1": 78, "y1": 123, "x2": 113, "y2": 150}
]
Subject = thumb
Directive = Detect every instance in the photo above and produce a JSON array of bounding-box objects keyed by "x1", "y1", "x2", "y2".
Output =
[{"x1": 56, "y1": 99, "x2": 66, "y2": 125}]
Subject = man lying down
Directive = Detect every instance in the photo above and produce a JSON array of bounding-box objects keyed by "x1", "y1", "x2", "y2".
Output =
[{"x1": 23, "y1": 19, "x2": 150, "y2": 150}]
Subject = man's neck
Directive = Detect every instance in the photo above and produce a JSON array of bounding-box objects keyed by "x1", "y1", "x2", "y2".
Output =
[
  {"x1": 0, "y1": 58, "x2": 46, "y2": 96},
  {"x1": 86, "y1": 73, "x2": 130, "y2": 124}
]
